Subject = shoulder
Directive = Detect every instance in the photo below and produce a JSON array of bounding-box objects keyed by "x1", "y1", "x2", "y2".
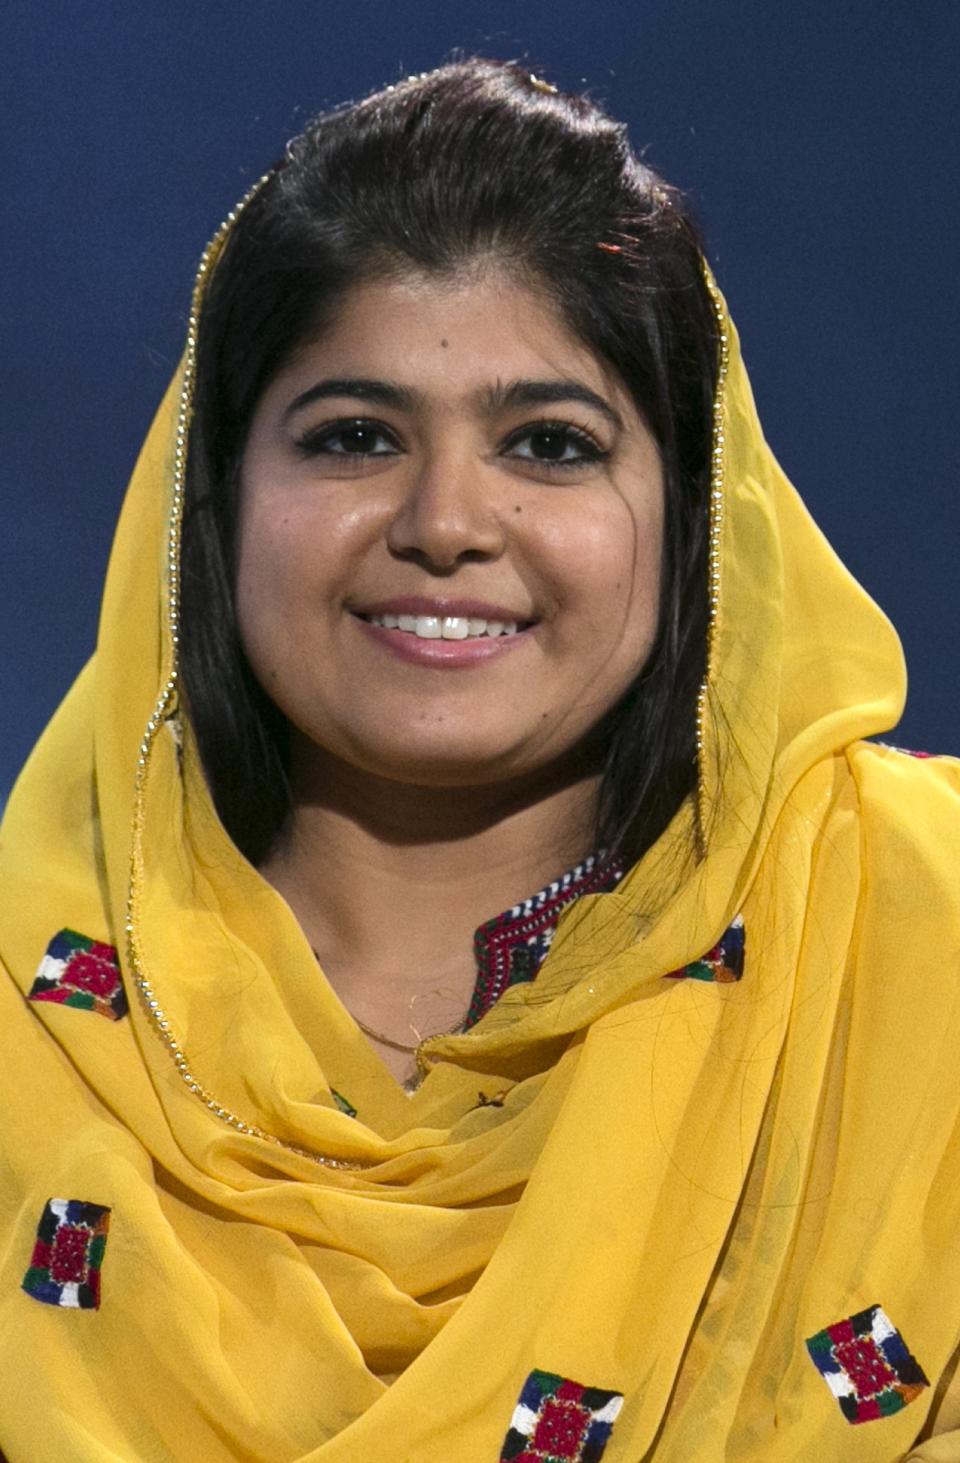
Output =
[
  {"x1": 846, "y1": 738, "x2": 960, "y2": 820},
  {"x1": 842, "y1": 739, "x2": 960, "y2": 924}
]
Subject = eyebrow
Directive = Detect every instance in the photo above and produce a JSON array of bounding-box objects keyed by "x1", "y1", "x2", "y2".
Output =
[
  {"x1": 283, "y1": 374, "x2": 622, "y2": 429},
  {"x1": 480, "y1": 378, "x2": 623, "y2": 431},
  {"x1": 284, "y1": 378, "x2": 418, "y2": 419}
]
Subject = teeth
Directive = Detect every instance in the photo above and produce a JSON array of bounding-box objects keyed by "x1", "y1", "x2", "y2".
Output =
[{"x1": 362, "y1": 612, "x2": 524, "y2": 639}]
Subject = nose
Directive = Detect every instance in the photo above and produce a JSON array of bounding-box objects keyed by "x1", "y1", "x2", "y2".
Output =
[{"x1": 385, "y1": 452, "x2": 507, "y2": 570}]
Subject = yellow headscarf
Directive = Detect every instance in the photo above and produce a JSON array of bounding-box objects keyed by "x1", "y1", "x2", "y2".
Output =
[{"x1": 1, "y1": 205, "x2": 958, "y2": 1463}]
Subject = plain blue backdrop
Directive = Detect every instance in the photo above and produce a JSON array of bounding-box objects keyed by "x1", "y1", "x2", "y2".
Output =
[{"x1": 3, "y1": 1, "x2": 957, "y2": 797}]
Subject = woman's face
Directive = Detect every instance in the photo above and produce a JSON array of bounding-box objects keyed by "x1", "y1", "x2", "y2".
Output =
[{"x1": 235, "y1": 269, "x2": 664, "y2": 790}]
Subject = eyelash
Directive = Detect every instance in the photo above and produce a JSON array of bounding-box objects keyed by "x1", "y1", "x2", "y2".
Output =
[
  {"x1": 293, "y1": 417, "x2": 610, "y2": 471},
  {"x1": 501, "y1": 420, "x2": 609, "y2": 469}
]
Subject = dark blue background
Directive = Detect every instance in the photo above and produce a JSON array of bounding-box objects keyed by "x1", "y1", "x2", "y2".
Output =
[{"x1": 4, "y1": 1, "x2": 957, "y2": 797}]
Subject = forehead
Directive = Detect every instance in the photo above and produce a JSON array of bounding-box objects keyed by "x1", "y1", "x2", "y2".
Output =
[{"x1": 269, "y1": 267, "x2": 628, "y2": 408}]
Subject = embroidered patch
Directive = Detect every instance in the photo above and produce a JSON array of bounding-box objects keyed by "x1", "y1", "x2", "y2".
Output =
[
  {"x1": 22, "y1": 1198, "x2": 111, "y2": 1310},
  {"x1": 469, "y1": 855, "x2": 624, "y2": 1029},
  {"x1": 331, "y1": 1089, "x2": 357, "y2": 1118},
  {"x1": 500, "y1": 1369, "x2": 623, "y2": 1461},
  {"x1": 28, "y1": 930, "x2": 127, "y2": 1021},
  {"x1": 806, "y1": 1305, "x2": 929, "y2": 1424},
  {"x1": 665, "y1": 914, "x2": 745, "y2": 984}
]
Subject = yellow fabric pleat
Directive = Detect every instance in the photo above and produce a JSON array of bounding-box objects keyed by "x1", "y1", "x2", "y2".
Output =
[{"x1": 1, "y1": 234, "x2": 958, "y2": 1463}]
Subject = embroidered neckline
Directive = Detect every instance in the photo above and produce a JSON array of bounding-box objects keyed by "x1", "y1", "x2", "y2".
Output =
[
  {"x1": 467, "y1": 853, "x2": 624, "y2": 1029},
  {"x1": 313, "y1": 854, "x2": 623, "y2": 1114},
  {"x1": 311, "y1": 852, "x2": 624, "y2": 1041}
]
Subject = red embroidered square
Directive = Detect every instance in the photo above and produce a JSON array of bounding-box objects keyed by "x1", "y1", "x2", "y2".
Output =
[
  {"x1": 28, "y1": 929, "x2": 127, "y2": 1021},
  {"x1": 22, "y1": 1198, "x2": 111, "y2": 1310},
  {"x1": 806, "y1": 1305, "x2": 929, "y2": 1424},
  {"x1": 500, "y1": 1369, "x2": 623, "y2": 1461}
]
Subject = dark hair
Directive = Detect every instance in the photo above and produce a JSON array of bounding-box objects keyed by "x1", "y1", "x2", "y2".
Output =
[{"x1": 180, "y1": 59, "x2": 717, "y2": 868}]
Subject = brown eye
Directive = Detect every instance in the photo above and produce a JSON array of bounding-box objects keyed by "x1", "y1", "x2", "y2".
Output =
[
  {"x1": 296, "y1": 418, "x2": 401, "y2": 457},
  {"x1": 502, "y1": 422, "x2": 607, "y2": 468},
  {"x1": 528, "y1": 429, "x2": 573, "y2": 460}
]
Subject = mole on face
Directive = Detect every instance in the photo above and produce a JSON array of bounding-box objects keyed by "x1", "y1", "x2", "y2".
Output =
[{"x1": 439, "y1": 338, "x2": 449, "y2": 348}]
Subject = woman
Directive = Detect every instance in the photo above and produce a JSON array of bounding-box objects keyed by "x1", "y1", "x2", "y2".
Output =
[{"x1": 0, "y1": 59, "x2": 957, "y2": 1462}]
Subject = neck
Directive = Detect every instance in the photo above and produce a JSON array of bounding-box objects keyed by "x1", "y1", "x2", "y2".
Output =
[{"x1": 259, "y1": 743, "x2": 600, "y2": 1047}]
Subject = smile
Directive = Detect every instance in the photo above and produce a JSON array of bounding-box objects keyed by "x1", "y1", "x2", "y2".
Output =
[{"x1": 358, "y1": 613, "x2": 522, "y2": 640}]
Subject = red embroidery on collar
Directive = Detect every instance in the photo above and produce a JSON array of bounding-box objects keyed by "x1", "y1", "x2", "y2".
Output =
[{"x1": 467, "y1": 855, "x2": 623, "y2": 1029}]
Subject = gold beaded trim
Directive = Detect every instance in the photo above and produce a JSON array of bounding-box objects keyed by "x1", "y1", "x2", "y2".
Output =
[
  {"x1": 694, "y1": 268, "x2": 730, "y2": 857},
  {"x1": 124, "y1": 177, "x2": 370, "y2": 1172}
]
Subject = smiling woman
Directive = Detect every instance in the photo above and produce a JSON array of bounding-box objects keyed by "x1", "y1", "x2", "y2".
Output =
[
  {"x1": 234, "y1": 271, "x2": 663, "y2": 791},
  {"x1": 233, "y1": 269, "x2": 666, "y2": 1080},
  {"x1": 181, "y1": 74, "x2": 715, "y2": 888},
  {"x1": 1, "y1": 58, "x2": 959, "y2": 1463}
]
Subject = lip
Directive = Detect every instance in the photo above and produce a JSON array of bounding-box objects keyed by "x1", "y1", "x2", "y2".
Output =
[
  {"x1": 352, "y1": 615, "x2": 535, "y2": 667},
  {"x1": 353, "y1": 595, "x2": 536, "y2": 624}
]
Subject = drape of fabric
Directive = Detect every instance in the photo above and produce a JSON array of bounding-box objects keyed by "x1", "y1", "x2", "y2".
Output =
[{"x1": 0, "y1": 224, "x2": 958, "y2": 1462}]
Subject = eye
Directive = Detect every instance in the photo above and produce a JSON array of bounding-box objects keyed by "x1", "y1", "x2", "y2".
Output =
[
  {"x1": 295, "y1": 418, "x2": 402, "y2": 458},
  {"x1": 501, "y1": 421, "x2": 608, "y2": 469}
]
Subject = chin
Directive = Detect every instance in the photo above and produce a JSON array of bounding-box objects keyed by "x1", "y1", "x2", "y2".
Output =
[
  {"x1": 290, "y1": 715, "x2": 564, "y2": 790},
  {"x1": 350, "y1": 740, "x2": 538, "y2": 788}
]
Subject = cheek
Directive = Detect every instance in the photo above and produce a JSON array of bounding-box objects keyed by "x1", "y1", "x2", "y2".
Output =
[
  {"x1": 234, "y1": 499, "x2": 331, "y2": 691},
  {"x1": 235, "y1": 490, "x2": 354, "y2": 623},
  {"x1": 234, "y1": 508, "x2": 292, "y2": 667},
  {"x1": 539, "y1": 493, "x2": 663, "y2": 640}
]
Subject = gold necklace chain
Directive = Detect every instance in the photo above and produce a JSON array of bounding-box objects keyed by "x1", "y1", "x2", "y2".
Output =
[
  {"x1": 310, "y1": 948, "x2": 470, "y2": 1052},
  {"x1": 351, "y1": 1011, "x2": 467, "y2": 1054}
]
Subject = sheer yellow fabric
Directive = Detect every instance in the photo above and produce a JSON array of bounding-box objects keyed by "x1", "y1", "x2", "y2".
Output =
[{"x1": 0, "y1": 241, "x2": 958, "y2": 1462}]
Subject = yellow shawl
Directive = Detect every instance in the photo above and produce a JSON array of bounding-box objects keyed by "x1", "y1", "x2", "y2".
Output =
[{"x1": 1, "y1": 222, "x2": 958, "y2": 1462}]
